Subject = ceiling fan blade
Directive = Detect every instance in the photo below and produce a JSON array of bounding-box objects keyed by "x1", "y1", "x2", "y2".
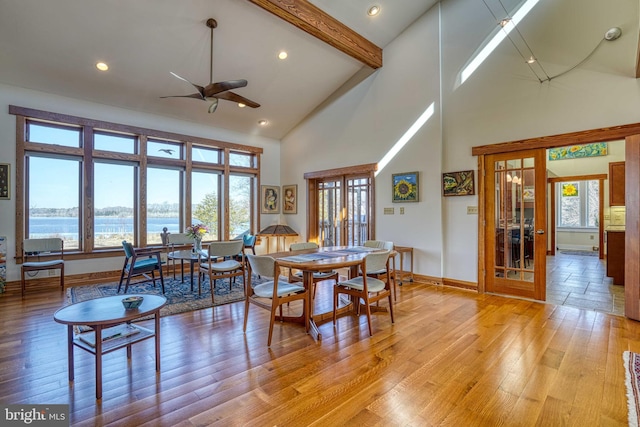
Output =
[
  {"x1": 160, "y1": 93, "x2": 206, "y2": 100},
  {"x1": 169, "y1": 72, "x2": 205, "y2": 99},
  {"x1": 203, "y1": 80, "x2": 248, "y2": 97},
  {"x1": 216, "y1": 91, "x2": 260, "y2": 108},
  {"x1": 208, "y1": 98, "x2": 219, "y2": 114}
]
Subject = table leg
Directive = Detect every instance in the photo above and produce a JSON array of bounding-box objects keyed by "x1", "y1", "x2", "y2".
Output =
[
  {"x1": 303, "y1": 270, "x2": 321, "y2": 341},
  {"x1": 66, "y1": 325, "x2": 74, "y2": 382},
  {"x1": 180, "y1": 260, "x2": 185, "y2": 283},
  {"x1": 94, "y1": 325, "x2": 103, "y2": 400},
  {"x1": 155, "y1": 310, "x2": 161, "y2": 372},
  {"x1": 189, "y1": 260, "x2": 195, "y2": 293}
]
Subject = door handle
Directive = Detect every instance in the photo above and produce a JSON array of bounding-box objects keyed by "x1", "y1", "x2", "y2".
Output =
[{"x1": 536, "y1": 229, "x2": 545, "y2": 235}]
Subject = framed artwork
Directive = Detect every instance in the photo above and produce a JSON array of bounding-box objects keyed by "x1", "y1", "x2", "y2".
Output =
[
  {"x1": 442, "y1": 170, "x2": 475, "y2": 196},
  {"x1": 282, "y1": 184, "x2": 297, "y2": 214},
  {"x1": 261, "y1": 185, "x2": 280, "y2": 214},
  {"x1": 549, "y1": 142, "x2": 607, "y2": 160},
  {"x1": 523, "y1": 186, "x2": 535, "y2": 201},
  {"x1": 392, "y1": 172, "x2": 419, "y2": 202},
  {"x1": 0, "y1": 163, "x2": 9, "y2": 200}
]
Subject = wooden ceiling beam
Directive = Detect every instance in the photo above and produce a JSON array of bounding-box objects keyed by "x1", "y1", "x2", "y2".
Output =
[{"x1": 247, "y1": 0, "x2": 382, "y2": 69}]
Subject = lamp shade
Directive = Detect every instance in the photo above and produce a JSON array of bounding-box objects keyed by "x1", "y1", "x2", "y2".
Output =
[{"x1": 258, "y1": 224, "x2": 298, "y2": 236}]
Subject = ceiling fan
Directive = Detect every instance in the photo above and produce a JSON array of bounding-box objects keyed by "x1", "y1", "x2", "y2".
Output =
[{"x1": 161, "y1": 18, "x2": 260, "y2": 113}]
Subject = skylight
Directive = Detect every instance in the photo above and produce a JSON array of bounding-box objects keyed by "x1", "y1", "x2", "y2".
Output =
[{"x1": 459, "y1": 0, "x2": 540, "y2": 85}]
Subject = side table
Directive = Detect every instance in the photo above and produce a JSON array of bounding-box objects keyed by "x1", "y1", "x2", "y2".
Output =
[
  {"x1": 53, "y1": 294, "x2": 167, "y2": 400},
  {"x1": 394, "y1": 245, "x2": 414, "y2": 285}
]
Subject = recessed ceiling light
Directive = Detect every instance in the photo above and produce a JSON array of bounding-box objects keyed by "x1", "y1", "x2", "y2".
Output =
[
  {"x1": 238, "y1": 103, "x2": 246, "y2": 108},
  {"x1": 278, "y1": 51, "x2": 288, "y2": 60},
  {"x1": 368, "y1": 5, "x2": 380, "y2": 16},
  {"x1": 499, "y1": 18, "x2": 511, "y2": 27},
  {"x1": 258, "y1": 119, "x2": 268, "y2": 126},
  {"x1": 96, "y1": 62, "x2": 109, "y2": 71},
  {"x1": 526, "y1": 56, "x2": 536, "y2": 64}
]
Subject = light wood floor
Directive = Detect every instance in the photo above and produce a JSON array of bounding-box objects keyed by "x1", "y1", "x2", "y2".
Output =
[{"x1": 0, "y1": 273, "x2": 638, "y2": 426}]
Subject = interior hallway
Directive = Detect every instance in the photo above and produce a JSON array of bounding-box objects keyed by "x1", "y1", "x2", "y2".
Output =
[{"x1": 546, "y1": 251, "x2": 624, "y2": 316}]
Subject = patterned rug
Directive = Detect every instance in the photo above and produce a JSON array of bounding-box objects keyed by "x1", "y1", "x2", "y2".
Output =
[
  {"x1": 624, "y1": 351, "x2": 640, "y2": 426},
  {"x1": 66, "y1": 275, "x2": 251, "y2": 320}
]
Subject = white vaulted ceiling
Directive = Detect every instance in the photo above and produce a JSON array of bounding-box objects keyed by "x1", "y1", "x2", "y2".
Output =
[{"x1": 0, "y1": 0, "x2": 636, "y2": 140}]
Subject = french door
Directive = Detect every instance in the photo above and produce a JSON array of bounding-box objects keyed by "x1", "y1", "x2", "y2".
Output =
[
  {"x1": 484, "y1": 149, "x2": 547, "y2": 300},
  {"x1": 305, "y1": 165, "x2": 375, "y2": 247}
]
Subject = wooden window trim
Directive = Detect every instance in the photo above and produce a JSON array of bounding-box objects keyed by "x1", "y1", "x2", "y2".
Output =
[{"x1": 12, "y1": 106, "x2": 262, "y2": 263}]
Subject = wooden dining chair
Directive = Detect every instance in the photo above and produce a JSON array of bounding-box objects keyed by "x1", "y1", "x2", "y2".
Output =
[
  {"x1": 363, "y1": 240, "x2": 397, "y2": 300},
  {"x1": 333, "y1": 250, "x2": 394, "y2": 336},
  {"x1": 167, "y1": 232, "x2": 194, "y2": 279},
  {"x1": 118, "y1": 241, "x2": 165, "y2": 294},
  {"x1": 21, "y1": 238, "x2": 65, "y2": 297},
  {"x1": 200, "y1": 240, "x2": 245, "y2": 303},
  {"x1": 288, "y1": 241, "x2": 339, "y2": 298},
  {"x1": 244, "y1": 254, "x2": 309, "y2": 346}
]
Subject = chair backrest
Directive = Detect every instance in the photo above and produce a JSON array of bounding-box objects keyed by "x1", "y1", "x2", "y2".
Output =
[
  {"x1": 362, "y1": 250, "x2": 391, "y2": 275},
  {"x1": 23, "y1": 238, "x2": 63, "y2": 256},
  {"x1": 243, "y1": 234, "x2": 257, "y2": 254},
  {"x1": 290, "y1": 241, "x2": 319, "y2": 251},
  {"x1": 122, "y1": 240, "x2": 135, "y2": 259},
  {"x1": 363, "y1": 240, "x2": 393, "y2": 250},
  {"x1": 168, "y1": 232, "x2": 193, "y2": 245},
  {"x1": 208, "y1": 240, "x2": 244, "y2": 258},
  {"x1": 246, "y1": 254, "x2": 277, "y2": 278}
]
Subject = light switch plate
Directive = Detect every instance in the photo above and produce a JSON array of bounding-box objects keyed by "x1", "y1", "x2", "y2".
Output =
[{"x1": 467, "y1": 206, "x2": 478, "y2": 214}]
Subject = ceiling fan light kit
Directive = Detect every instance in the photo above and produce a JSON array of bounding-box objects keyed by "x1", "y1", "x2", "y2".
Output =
[{"x1": 160, "y1": 18, "x2": 260, "y2": 113}]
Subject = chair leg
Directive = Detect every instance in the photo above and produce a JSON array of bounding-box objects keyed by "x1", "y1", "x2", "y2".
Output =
[
  {"x1": 268, "y1": 304, "x2": 278, "y2": 347},
  {"x1": 364, "y1": 297, "x2": 373, "y2": 336},
  {"x1": 21, "y1": 268, "x2": 26, "y2": 297},
  {"x1": 243, "y1": 298, "x2": 250, "y2": 333},
  {"x1": 60, "y1": 264, "x2": 65, "y2": 292},
  {"x1": 158, "y1": 267, "x2": 165, "y2": 294},
  {"x1": 333, "y1": 287, "x2": 339, "y2": 325},
  {"x1": 388, "y1": 293, "x2": 395, "y2": 324}
]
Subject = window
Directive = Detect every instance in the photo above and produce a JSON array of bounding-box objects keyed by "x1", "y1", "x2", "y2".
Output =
[
  {"x1": 27, "y1": 156, "x2": 81, "y2": 249},
  {"x1": 13, "y1": 106, "x2": 263, "y2": 258},
  {"x1": 557, "y1": 180, "x2": 599, "y2": 229},
  {"x1": 94, "y1": 162, "x2": 135, "y2": 248},
  {"x1": 192, "y1": 171, "x2": 220, "y2": 239},
  {"x1": 147, "y1": 167, "x2": 181, "y2": 245}
]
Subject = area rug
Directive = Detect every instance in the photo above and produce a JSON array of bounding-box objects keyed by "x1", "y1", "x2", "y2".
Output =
[
  {"x1": 66, "y1": 275, "x2": 250, "y2": 320},
  {"x1": 624, "y1": 351, "x2": 640, "y2": 426}
]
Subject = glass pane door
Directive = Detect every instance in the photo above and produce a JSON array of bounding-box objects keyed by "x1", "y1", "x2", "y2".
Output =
[{"x1": 486, "y1": 149, "x2": 546, "y2": 300}]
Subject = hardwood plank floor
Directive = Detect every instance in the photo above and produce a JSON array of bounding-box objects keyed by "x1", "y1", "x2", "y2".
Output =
[{"x1": 0, "y1": 274, "x2": 637, "y2": 426}]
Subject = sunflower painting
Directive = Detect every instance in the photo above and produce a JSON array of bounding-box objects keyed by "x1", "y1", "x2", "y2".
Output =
[
  {"x1": 392, "y1": 172, "x2": 419, "y2": 202},
  {"x1": 562, "y1": 183, "x2": 578, "y2": 197}
]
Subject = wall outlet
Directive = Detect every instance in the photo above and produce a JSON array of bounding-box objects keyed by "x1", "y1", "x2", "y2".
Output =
[
  {"x1": 467, "y1": 206, "x2": 478, "y2": 215},
  {"x1": 590, "y1": 235, "x2": 594, "y2": 240}
]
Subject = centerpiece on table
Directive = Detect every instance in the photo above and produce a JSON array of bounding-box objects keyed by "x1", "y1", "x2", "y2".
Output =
[{"x1": 186, "y1": 223, "x2": 209, "y2": 253}]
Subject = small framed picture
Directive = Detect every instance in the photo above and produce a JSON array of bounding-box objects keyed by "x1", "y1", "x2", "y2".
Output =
[
  {"x1": 0, "y1": 163, "x2": 9, "y2": 200},
  {"x1": 282, "y1": 184, "x2": 297, "y2": 214},
  {"x1": 261, "y1": 185, "x2": 280, "y2": 214},
  {"x1": 392, "y1": 172, "x2": 419, "y2": 203},
  {"x1": 442, "y1": 170, "x2": 475, "y2": 196}
]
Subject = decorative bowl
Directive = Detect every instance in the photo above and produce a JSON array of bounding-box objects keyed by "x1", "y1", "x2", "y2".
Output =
[{"x1": 122, "y1": 296, "x2": 144, "y2": 309}]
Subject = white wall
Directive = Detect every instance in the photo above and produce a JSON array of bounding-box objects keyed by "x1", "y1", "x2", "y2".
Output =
[
  {"x1": 280, "y1": 9, "x2": 444, "y2": 278},
  {"x1": 0, "y1": 83, "x2": 281, "y2": 281},
  {"x1": 282, "y1": 0, "x2": 640, "y2": 285}
]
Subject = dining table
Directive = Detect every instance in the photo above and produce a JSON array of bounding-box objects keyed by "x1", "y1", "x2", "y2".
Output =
[{"x1": 270, "y1": 245, "x2": 394, "y2": 341}]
